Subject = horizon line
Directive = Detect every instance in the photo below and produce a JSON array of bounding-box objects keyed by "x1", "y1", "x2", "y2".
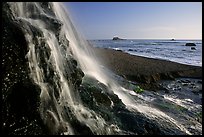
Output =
[{"x1": 87, "y1": 38, "x2": 202, "y2": 40}]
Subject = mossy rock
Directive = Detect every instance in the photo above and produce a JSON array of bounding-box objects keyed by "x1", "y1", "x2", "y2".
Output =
[{"x1": 134, "y1": 85, "x2": 144, "y2": 93}]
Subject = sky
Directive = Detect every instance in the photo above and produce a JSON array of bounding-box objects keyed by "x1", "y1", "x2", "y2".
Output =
[{"x1": 64, "y1": 2, "x2": 202, "y2": 40}]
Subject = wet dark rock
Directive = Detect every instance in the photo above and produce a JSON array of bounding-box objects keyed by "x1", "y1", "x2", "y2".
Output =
[
  {"x1": 79, "y1": 77, "x2": 124, "y2": 131},
  {"x1": 79, "y1": 76, "x2": 187, "y2": 135},
  {"x1": 69, "y1": 120, "x2": 94, "y2": 135},
  {"x1": 2, "y1": 81, "x2": 48, "y2": 135},
  {"x1": 191, "y1": 47, "x2": 196, "y2": 50},
  {"x1": 197, "y1": 80, "x2": 202, "y2": 84},
  {"x1": 182, "y1": 83, "x2": 188, "y2": 86},
  {"x1": 68, "y1": 58, "x2": 85, "y2": 88},
  {"x1": 2, "y1": 2, "x2": 84, "y2": 135},
  {"x1": 31, "y1": 13, "x2": 62, "y2": 33},
  {"x1": 39, "y1": 2, "x2": 55, "y2": 16},
  {"x1": 185, "y1": 43, "x2": 196, "y2": 46},
  {"x1": 115, "y1": 109, "x2": 186, "y2": 135},
  {"x1": 128, "y1": 49, "x2": 134, "y2": 51},
  {"x1": 2, "y1": 3, "x2": 48, "y2": 135},
  {"x1": 59, "y1": 106, "x2": 94, "y2": 135},
  {"x1": 79, "y1": 76, "x2": 124, "y2": 112},
  {"x1": 180, "y1": 79, "x2": 190, "y2": 83},
  {"x1": 6, "y1": 82, "x2": 41, "y2": 118}
]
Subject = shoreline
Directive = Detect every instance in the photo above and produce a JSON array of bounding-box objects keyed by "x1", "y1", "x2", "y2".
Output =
[
  {"x1": 125, "y1": 52, "x2": 201, "y2": 68},
  {"x1": 92, "y1": 47, "x2": 202, "y2": 90}
]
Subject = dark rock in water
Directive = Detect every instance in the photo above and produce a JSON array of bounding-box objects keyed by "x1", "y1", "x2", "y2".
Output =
[
  {"x1": 191, "y1": 47, "x2": 196, "y2": 50},
  {"x1": 197, "y1": 80, "x2": 202, "y2": 84},
  {"x1": 112, "y1": 36, "x2": 124, "y2": 40},
  {"x1": 185, "y1": 43, "x2": 196, "y2": 46},
  {"x1": 117, "y1": 49, "x2": 123, "y2": 52},
  {"x1": 180, "y1": 79, "x2": 191, "y2": 83},
  {"x1": 128, "y1": 49, "x2": 134, "y2": 51}
]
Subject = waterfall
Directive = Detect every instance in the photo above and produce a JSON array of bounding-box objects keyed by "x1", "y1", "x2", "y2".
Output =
[
  {"x1": 7, "y1": 2, "x2": 193, "y2": 135},
  {"x1": 8, "y1": 2, "x2": 119, "y2": 135}
]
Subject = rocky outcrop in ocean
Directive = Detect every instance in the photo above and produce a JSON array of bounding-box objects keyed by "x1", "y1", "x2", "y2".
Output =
[
  {"x1": 185, "y1": 43, "x2": 196, "y2": 46},
  {"x1": 112, "y1": 36, "x2": 124, "y2": 40}
]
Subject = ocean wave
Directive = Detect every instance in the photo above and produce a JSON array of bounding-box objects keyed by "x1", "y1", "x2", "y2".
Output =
[
  {"x1": 91, "y1": 40, "x2": 202, "y2": 67},
  {"x1": 137, "y1": 42, "x2": 163, "y2": 45},
  {"x1": 156, "y1": 42, "x2": 180, "y2": 44}
]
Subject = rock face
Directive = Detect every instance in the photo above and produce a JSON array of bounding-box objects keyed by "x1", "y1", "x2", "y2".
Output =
[
  {"x1": 2, "y1": 2, "x2": 84, "y2": 135},
  {"x1": 185, "y1": 43, "x2": 196, "y2": 46},
  {"x1": 2, "y1": 2, "x2": 47, "y2": 135}
]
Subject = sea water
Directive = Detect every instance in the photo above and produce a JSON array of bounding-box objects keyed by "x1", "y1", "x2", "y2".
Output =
[{"x1": 90, "y1": 39, "x2": 202, "y2": 67}]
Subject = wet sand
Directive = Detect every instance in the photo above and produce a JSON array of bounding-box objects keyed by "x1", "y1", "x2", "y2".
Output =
[{"x1": 92, "y1": 47, "x2": 202, "y2": 90}]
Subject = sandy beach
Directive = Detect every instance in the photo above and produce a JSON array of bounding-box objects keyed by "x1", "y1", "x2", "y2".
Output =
[{"x1": 93, "y1": 47, "x2": 202, "y2": 90}]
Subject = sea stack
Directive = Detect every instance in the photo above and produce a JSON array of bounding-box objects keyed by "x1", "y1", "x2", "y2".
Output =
[{"x1": 112, "y1": 36, "x2": 123, "y2": 40}]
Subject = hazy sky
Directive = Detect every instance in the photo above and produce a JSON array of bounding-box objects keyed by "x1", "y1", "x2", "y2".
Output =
[{"x1": 64, "y1": 2, "x2": 202, "y2": 40}]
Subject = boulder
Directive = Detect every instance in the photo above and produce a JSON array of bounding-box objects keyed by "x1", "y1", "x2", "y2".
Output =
[
  {"x1": 185, "y1": 43, "x2": 196, "y2": 46},
  {"x1": 191, "y1": 47, "x2": 196, "y2": 50},
  {"x1": 128, "y1": 49, "x2": 134, "y2": 51}
]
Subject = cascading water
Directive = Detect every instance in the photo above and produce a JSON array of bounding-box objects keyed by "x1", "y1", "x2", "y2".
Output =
[
  {"x1": 7, "y1": 2, "x2": 197, "y2": 135},
  {"x1": 8, "y1": 2, "x2": 117, "y2": 135},
  {"x1": 42, "y1": 3, "x2": 194, "y2": 135}
]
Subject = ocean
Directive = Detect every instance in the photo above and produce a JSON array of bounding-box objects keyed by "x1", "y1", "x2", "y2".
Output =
[{"x1": 89, "y1": 39, "x2": 202, "y2": 67}]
